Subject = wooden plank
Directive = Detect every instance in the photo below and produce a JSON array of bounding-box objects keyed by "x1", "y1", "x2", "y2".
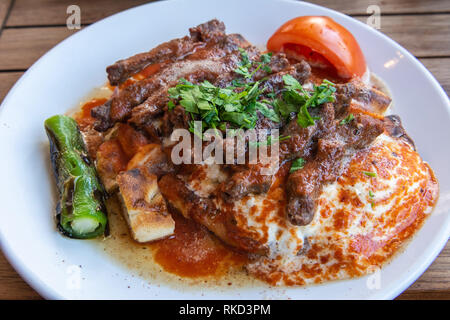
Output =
[
  {"x1": 0, "y1": 241, "x2": 448, "y2": 299},
  {"x1": 0, "y1": 0, "x2": 449, "y2": 301},
  {"x1": 310, "y1": 0, "x2": 450, "y2": 15},
  {"x1": 0, "y1": 251, "x2": 41, "y2": 299},
  {"x1": 399, "y1": 241, "x2": 450, "y2": 299},
  {"x1": 0, "y1": 71, "x2": 23, "y2": 102},
  {"x1": 0, "y1": 27, "x2": 78, "y2": 70},
  {"x1": 0, "y1": 0, "x2": 12, "y2": 29},
  {"x1": 398, "y1": 291, "x2": 450, "y2": 300},
  {"x1": 420, "y1": 58, "x2": 450, "y2": 95},
  {"x1": 0, "y1": 14, "x2": 448, "y2": 71},
  {"x1": 355, "y1": 14, "x2": 450, "y2": 57},
  {"x1": 6, "y1": 0, "x2": 450, "y2": 27},
  {"x1": 6, "y1": 0, "x2": 152, "y2": 26}
]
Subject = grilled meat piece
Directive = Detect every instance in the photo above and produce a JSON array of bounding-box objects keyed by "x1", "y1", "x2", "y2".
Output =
[
  {"x1": 93, "y1": 37, "x2": 247, "y2": 131},
  {"x1": 334, "y1": 80, "x2": 391, "y2": 118},
  {"x1": 383, "y1": 114, "x2": 415, "y2": 149},
  {"x1": 286, "y1": 114, "x2": 384, "y2": 226},
  {"x1": 280, "y1": 103, "x2": 336, "y2": 161},
  {"x1": 159, "y1": 173, "x2": 266, "y2": 253},
  {"x1": 217, "y1": 61, "x2": 312, "y2": 201},
  {"x1": 262, "y1": 61, "x2": 311, "y2": 94},
  {"x1": 220, "y1": 163, "x2": 273, "y2": 202},
  {"x1": 189, "y1": 19, "x2": 226, "y2": 42},
  {"x1": 107, "y1": 19, "x2": 226, "y2": 85}
]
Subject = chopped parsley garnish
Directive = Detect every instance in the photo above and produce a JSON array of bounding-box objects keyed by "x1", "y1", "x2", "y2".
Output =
[
  {"x1": 340, "y1": 113, "x2": 354, "y2": 125},
  {"x1": 368, "y1": 190, "x2": 375, "y2": 208},
  {"x1": 234, "y1": 48, "x2": 273, "y2": 79},
  {"x1": 249, "y1": 135, "x2": 291, "y2": 147},
  {"x1": 167, "y1": 100, "x2": 176, "y2": 111},
  {"x1": 273, "y1": 75, "x2": 336, "y2": 128},
  {"x1": 363, "y1": 171, "x2": 377, "y2": 178},
  {"x1": 167, "y1": 78, "x2": 279, "y2": 136},
  {"x1": 290, "y1": 158, "x2": 306, "y2": 173},
  {"x1": 256, "y1": 101, "x2": 280, "y2": 123},
  {"x1": 167, "y1": 57, "x2": 337, "y2": 137}
]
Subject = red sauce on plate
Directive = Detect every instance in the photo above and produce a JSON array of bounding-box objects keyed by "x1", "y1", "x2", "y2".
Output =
[
  {"x1": 74, "y1": 98, "x2": 107, "y2": 129},
  {"x1": 151, "y1": 212, "x2": 248, "y2": 278}
]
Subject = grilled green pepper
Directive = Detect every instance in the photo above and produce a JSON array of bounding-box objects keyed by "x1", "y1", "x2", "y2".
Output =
[{"x1": 44, "y1": 115, "x2": 107, "y2": 239}]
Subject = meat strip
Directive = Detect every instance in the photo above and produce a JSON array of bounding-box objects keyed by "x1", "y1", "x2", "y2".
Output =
[
  {"x1": 383, "y1": 115, "x2": 415, "y2": 149},
  {"x1": 279, "y1": 102, "x2": 335, "y2": 161},
  {"x1": 220, "y1": 163, "x2": 273, "y2": 202},
  {"x1": 128, "y1": 38, "x2": 250, "y2": 128},
  {"x1": 286, "y1": 114, "x2": 384, "y2": 226},
  {"x1": 93, "y1": 34, "x2": 248, "y2": 131},
  {"x1": 106, "y1": 19, "x2": 226, "y2": 85},
  {"x1": 334, "y1": 80, "x2": 391, "y2": 117},
  {"x1": 159, "y1": 173, "x2": 266, "y2": 253},
  {"x1": 188, "y1": 19, "x2": 226, "y2": 42}
]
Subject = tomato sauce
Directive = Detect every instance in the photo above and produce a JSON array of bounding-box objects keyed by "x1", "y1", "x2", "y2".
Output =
[
  {"x1": 74, "y1": 98, "x2": 107, "y2": 129},
  {"x1": 107, "y1": 63, "x2": 162, "y2": 90},
  {"x1": 151, "y1": 212, "x2": 248, "y2": 278}
]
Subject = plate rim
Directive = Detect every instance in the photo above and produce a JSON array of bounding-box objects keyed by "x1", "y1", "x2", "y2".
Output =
[{"x1": 0, "y1": 0, "x2": 449, "y2": 300}]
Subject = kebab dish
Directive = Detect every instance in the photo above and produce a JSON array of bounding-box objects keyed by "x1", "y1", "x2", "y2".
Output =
[{"x1": 44, "y1": 17, "x2": 438, "y2": 286}]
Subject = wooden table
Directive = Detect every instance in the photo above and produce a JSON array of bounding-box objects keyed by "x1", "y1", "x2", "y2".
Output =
[{"x1": 0, "y1": 0, "x2": 448, "y2": 300}]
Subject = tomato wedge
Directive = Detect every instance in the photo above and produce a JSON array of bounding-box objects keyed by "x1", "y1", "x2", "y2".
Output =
[{"x1": 267, "y1": 16, "x2": 366, "y2": 79}]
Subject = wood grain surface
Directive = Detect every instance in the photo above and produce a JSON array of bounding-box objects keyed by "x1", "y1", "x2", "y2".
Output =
[{"x1": 0, "y1": 0, "x2": 448, "y2": 300}]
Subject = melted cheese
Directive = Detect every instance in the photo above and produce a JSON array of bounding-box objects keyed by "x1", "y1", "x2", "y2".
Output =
[
  {"x1": 243, "y1": 134, "x2": 438, "y2": 285},
  {"x1": 180, "y1": 134, "x2": 438, "y2": 285}
]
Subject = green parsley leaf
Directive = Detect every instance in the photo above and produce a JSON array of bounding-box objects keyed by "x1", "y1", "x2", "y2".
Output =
[
  {"x1": 168, "y1": 100, "x2": 176, "y2": 111},
  {"x1": 238, "y1": 48, "x2": 250, "y2": 66},
  {"x1": 249, "y1": 135, "x2": 291, "y2": 147},
  {"x1": 297, "y1": 103, "x2": 316, "y2": 128},
  {"x1": 234, "y1": 49, "x2": 273, "y2": 79},
  {"x1": 273, "y1": 98, "x2": 297, "y2": 118},
  {"x1": 363, "y1": 171, "x2": 377, "y2": 178},
  {"x1": 340, "y1": 113, "x2": 355, "y2": 125},
  {"x1": 256, "y1": 102, "x2": 280, "y2": 123},
  {"x1": 222, "y1": 112, "x2": 256, "y2": 129},
  {"x1": 290, "y1": 158, "x2": 306, "y2": 173},
  {"x1": 260, "y1": 52, "x2": 273, "y2": 64},
  {"x1": 283, "y1": 74, "x2": 302, "y2": 90}
]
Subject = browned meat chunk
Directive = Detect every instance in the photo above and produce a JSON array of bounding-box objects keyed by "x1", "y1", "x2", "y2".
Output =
[
  {"x1": 159, "y1": 174, "x2": 265, "y2": 253},
  {"x1": 217, "y1": 61, "x2": 313, "y2": 201},
  {"x1": 107, "y1": 19, "x2": 226, "y2": 85},
  {"x1": 93, "y1": 37, "x2": 246, "y2": 131},
  {"x1": 96, "y1": 139, "x2": 129, "y2": 193},
  {"x1": 334, "y1": 80, "x2": 391, "y2": 117},
  {"x1": 262, "y1": 61, "x2": 311, "y2": 94},
  {"x1": 220, "y1": 163, "x2": 273, "y2": 202},
  {"x1": 279, "y1": 103, "x2": 335, "y2": 161},
  {"x1": 286, "y1": 114, "x2": 384, "y2": 226},
  {"x1": 188, "y1": 19, "x2": 226, "y2": 42},
  {"x1": 383, "y1": 114, "x2": 415, "y2": 149}
]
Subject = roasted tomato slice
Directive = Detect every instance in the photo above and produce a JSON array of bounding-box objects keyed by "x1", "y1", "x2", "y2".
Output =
[{"x1": 267, "y1": 16, "x2": 367, "y2": 79}]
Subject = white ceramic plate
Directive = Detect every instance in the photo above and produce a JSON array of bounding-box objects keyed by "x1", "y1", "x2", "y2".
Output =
[{"x1": 0, "y1": 0, "x2": 449, "y2": 300}]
